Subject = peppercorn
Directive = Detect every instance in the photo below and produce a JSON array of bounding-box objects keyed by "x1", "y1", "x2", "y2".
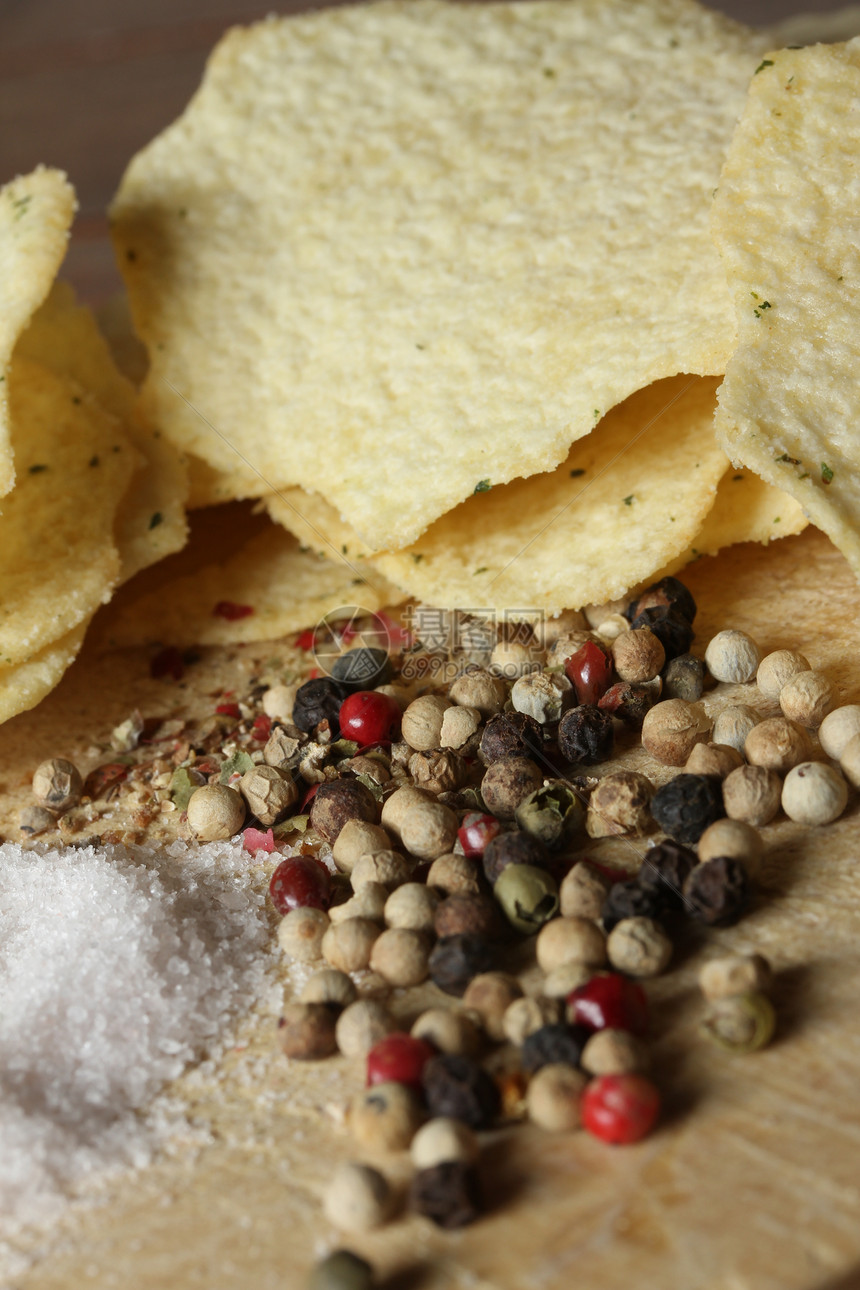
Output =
[
  {"x1": 384, "y1": 882, "x2": 438, "y2": 932},
  {"x1": 819, "y1": 704, "x2": 860, "y2": 759},
  {"x1": 511, "y1": 670, "x2": 573, "y2": 725},
  {"x1": 481, "y1": 756, "x2": 544, "y2": 820},
  {"x1": 308, "y1": 1250, "x2": 374, "y2": 1290},
  {"x1": 410, "y1": 1160, "x2": 482, "y2": 1229},
  {"x1": 744, "y1": 717, "x2": 812, "y2": 772},
  {"x1": 580, "y1": 1028, "x2": 649, "y2": 1077},
  {"x1": 559, "y1": 860, "x2": 610, "y2": 920},
  {"x1": 684, "y1": 742, "x2": 744, "y2": 779},
  {"x1": 336, "y1": 999, "x2": 396, "y2": 1058},
  {"x1": 369, "y1": 928, "x2": 431, "y2": 986},
  {"x1": 782, "y1": 761, "x2": 848, "y2": 825},
  {"x1": 535, "y1": 608, "x2": 589, "y2": 646},
  {"x1": 322, "y1": 918, "x2": 381, "y2": 973},
  {"x1": 311, "y1": 778, "x2": 378, "y2": 844},
  {"x1": 705, "y1": 629, "x2": 762, "y2": 684},
  {"x1": 481, "y1": 830, "x2": 545, "y2": 885},
  {"x1": 434, "y1": 892, "x2": 500, "y2": 941},
  {"x1": 712, "y1": 705, "x2": 759, "y2": 753},
  {"x1": 841, "y1": 733, "x2": 860, "y2": 789},
  {"x1": 448, "y1": 665, "x2": 508, "y2": 718},
  {"x1": 641, "y1": 699, "x2": 711, "y2": 766},
  {"x1": 650, "y1": 774, "x2": 725, "y2": 844},
  {"x1": 597, "y1": 681, "x2": 654, "y2": 729},
  {"x1": 323, "y1": 1161, "x2": 393, "y2": 1232},
  {"x1": 628, "y1": 606, "x2": 693, "y2": 660},
  {"x1": 636, "y1": 839, "x2": 697, "y2": 910},
  {"x1": 722, "y1": 764, "x2": 781, "y2": 827},
  {"x1": 426, "y1": 852, "x2": 482, "y2": 898},
  {"x1": 581, "y1": 1073, "x2": 660, "y2": 1144},
  {"x1": 479, "y1": 711, "x2": 544, "y2": 763},
  {"x1": 439, "y1": 704, "x2": 482, "y2": 750},
  {"x1": 239, "y1": 764, "x2": 297, "y2": 825},
  {"x1": 628, "y1": 575, "x2": 696, "y2": 625},
  {"x1": 350, "y1": 851, "x2": 413, "y2": 890},
  {"x1": 348, "y1": 1082, "x2": 424, "y2": 1151},
  {"x1": 428, "y1": 934, "x2": 495, "y2": 996},
  {"x1": 278, "y1": 907, "x2": 331, "y2": 962},
  {"x1": 586, "y1": 770, "x2": 655, "y2": 838},
  {"x1": 756, "y1": 648, "x2": 810, "y2": 701},
  {"x1": 697, "y1": 819, "x2": 763, "y2": 878},
  {"x1": 683, "y1": 856, "x2": 749, "y2": 925},
  {"x1": 422, "y1": 1053, "x2": 500, "y2": 1129},
  {"x1": 278, "y1": 1002, "x2": 338, "y2": 1060},
  {"x1": 606, "y1": 916, "x2": 672, "y2": 977},
  {"x1": 462, "y1": 972, "x2": 523, "y2": 1041},
  {"x1": 779, "y1": 669, "x2": 836, "y2": 729},
  {"x1": 520, "y1": 1023, "x2": 590, "y2": 1073},
  {"x1": 410, "y1": 1116, "x2": 479, "y2": 1170},
  {"x1": 547, "y1": 630, "x2": 600, "y2": 669},
  {"x1": 661, "y1": 653, "x2": 705, "y2": 703},
  {"x1": 558, "y1": 705, "x2": 614, "y2": 765},
  {"x1": 380, "y1": 785, "x2": 434, "y2": 842},
  {"x1": 699, "y1": 953, "x2": 772, "y2": 1001},
  {"x1": 515, "y1": 781, "x2": 586, "y2": 850},
  {"x1": 491, "y1": 638, "x2": 539, "y2": 679},
  {"x1": 331, "y1": 882, "x2": 387, "y2": 925},
  {"x1": 300, "y1": 969, "x2": 358, "y2": 1010},
  {"x1": 568, "y1": 973, "x2": 649, "y2": 1036},
  {"x1": 502, "y1": 995, "x2": 562, "y2": 1045},
  {"x1": 600, "y1": 879, "x2": 667, "y2": 932},
  {"x1": 611, "y1": 627, "x2": 665, "y2": 683},
  {"x1": 18, "y1": 805, "x2": 56, "y2": 837},
  {"x1": 493, "y1": 863, "x2": 559, "y2": 934},
  {"x1": 332, "y1": 820, "x2": 392, "y2": 874},
  {"x1": 700, "y1": 991, "x2": 775, "y2": 1052},
  {"x1": 535, "y1": 916, "x2": 607, "y2": 973},
  {"x1": 399, "y1": 798, "x2": 459, "y2": 860},
  {"x1": 411, "y1": 1008, "x2": 481, "y2": 1057},
  {"x1": 331, "y1": 646, "x2": 394, "y2": 691},
  {"x1": 408, "y1": 749, "x2": 466, "y2": 796},
  {"x1": 32, "y1": 757, "x2": 83, "y2": 812},
  {"x1": 293, "y1": 677, "x2": 347, "y2": 736},
  {"x1": 564, "y1": 638, "x2": 613, "y2": 704},
  {"x1": 187, "y1": 783, "x2": 246, "y2": 841}
]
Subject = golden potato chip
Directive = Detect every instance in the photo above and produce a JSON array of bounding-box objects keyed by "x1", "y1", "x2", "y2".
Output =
[
  {"x1": 112, "y1": 0, "x2": 766, "y2": 550},
  {"x1": 268, "y1": 376, "x2": 728, "y2": 616},
  {"x1": 0, "y1": 167, "x2": 76, "y2": 497},
  {"x1": 712, "y1": 40, "x2": 860, "y2": 578},
  {"x1": 97, "y1": 512, "x2": 402, "y2": 649},
  {"x1": 0, "y1": 356, "x2": 137, "y2": 667},
  {"x1": 17, "y1": 283, "x2": 188, "y2": 582},
  {"x1": 0, "y1": 625, "x2": 86, "y2": 725}
]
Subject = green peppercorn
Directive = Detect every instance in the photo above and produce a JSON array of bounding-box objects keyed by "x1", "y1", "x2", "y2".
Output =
[
  {"x1": 699, "y1": 991, "x2": 775, "y2": 1053},
  {"x1": 493, "y1": 863, "x2": 559, "y2": 934},
  {"x1": 515, "y1": 780, "x2": 586, "y2": 849}
]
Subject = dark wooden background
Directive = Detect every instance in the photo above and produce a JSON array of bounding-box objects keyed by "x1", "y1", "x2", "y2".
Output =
[{"x1": 0, "y1": 0, "x2": 847, "y2": 303}]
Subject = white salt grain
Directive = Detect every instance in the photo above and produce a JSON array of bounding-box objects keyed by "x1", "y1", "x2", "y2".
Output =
[{"x1": 0, "y1": 837, "x2": 275, "y2": 1241}]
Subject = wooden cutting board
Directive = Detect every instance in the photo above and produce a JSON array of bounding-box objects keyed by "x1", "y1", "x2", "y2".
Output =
[{"x1": 3, "y1": 525, "x2": 860, "y2": 1290}]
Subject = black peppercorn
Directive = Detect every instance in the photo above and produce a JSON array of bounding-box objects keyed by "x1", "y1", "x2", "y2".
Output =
[
  {"x1": 520, "y1": 1023, "x2": 591, "y2": 1073},
  {"x1": 683, "y1": 855, "x2": 749, "y2": 925},
  {"x1": 597, "y1": 682, "x2": 655, "y2": 729},
  {"x1": 558, "y1": 705, "x2": 615, "y2": 763},
  {"x1": 637, "y1": 839, "x2": 697, "y2": 911},
  {"x1": 629, "y1": 607, "x2": 694, "y2": 661},
  {"x1": 434, "y1": 892, "x2": 501, "y2": 940},
  {"x1": 601, "y1": 879, "x2": 667, "y2": 932},
  {"x1": 662, "y1": 653, "x2": 705, "y2": 703},
  {"x1": 330, "y1": 646, "x2": 394, "y2": 691},
  {"x1": 422, "y1": 1053, "x2": 500, "y2": 1129},
  {"x1": 479, "y1": 711, "x2": 544, "y2": 764},
  {"x1": 292, "y1": 677, "x2": 347, "y2": 737},
  {"x1": 410, "y1": 1161, "x2": 482, "y2": 1229},
  {"x1": 482, "y1": 830, "x2": 547, "y2": 884},
  {"x1": 650, "y1": 773, "x2": 725, "y2": 844},
  {"x1": 628, "y1": 575, "x2": 697, "y2": 626},
  {"x1": 428, "y1": 934, "x2": 495, "y2": 996},
  {"x1": 309, "y1": 777, "x2": 378, "y2": 844}
]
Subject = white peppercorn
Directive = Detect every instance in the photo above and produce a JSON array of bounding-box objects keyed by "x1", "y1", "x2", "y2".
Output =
[
  {"x1": 533, "y1": 608, "x2": 588, "y2": 646},
  {"x1": 712, "y1": 705, "x2": 759, "y2": 753},
  {"x1": 510, "y1": 671, "x2": 573, "y2": 725},
  {"x1": 583, "y1": 598, "x2": 629, "y2": 630},
  {"x1": 744, "y1": 717, "x2": 812, "y2": 772},
  {"x1": 481, "y1": 757, "x2": 544, "y2": 820},
  {"x1": 580, "y1": 1028, "x2": 650, "y2": 1076},
  {"x1": 262, "y1": 683, "x2": 298, "y2": 721},
  {"x1": 541, "y1": 961, "x2": 595, "y2": 999},
  {"x1": 502, "y1": 995, "x2": 561, "y2": 1046},
  {"x1": 611, "y1": 628, "x2": 665, "y2": 684},
  {"x1": 332, "y1": 820, "x2": 392, "y2": 873},
  {"x1": 440, "y1": 705, "x2": 482, "y2": 750},
  {"x1": 606, "y1": 916, "x2": 672, "y2": 977},
  {"x1": 369, "y1": 928, "x2": 431, "y2": 986},
  {"x1": 722, "y1": 765, "x2": 782, "y2": 827},
  {"x1": 300, "y1": 968, "x2": 358, "y2": 1009},
  {"x1": 426, "y1": 853, "x2": 482, "y2": 898},
  {"x1": 781, "y1": 762, "x2": 848, "y2": 826},
  {"x1": 462, "y1": 972, "x2": 523, "y2": 1041},
  {"x1": 819, "y1": 705, "x2": 860, "y2": 760},
  {"x1": 641, "y1": 700, "x2": 711, "y2": 767},
  {"x1": 380, "y1": 786, "x2": 435, "y2": 842},
  {"x1": 779, "y1": 670, "x2": 836, "y2": 730},
  {"x1": 491, "y1": 640, "x2": 539, "y2": 679},
  {"x1": 329, "y1": 882, "x2": 388, "y2": 925},
  {"x1": 697, "y1": 818, "x2": 763, "y2": 879},
  {"x1": 186, "y1": 783, "x2": 245, "y2": 841},
  {"x1": 348, "y1": 1082, "x2": 424, "y2": 1151},
  {"x1": 239, "y1": 765, "x2": 297, "y2": 826},
  {"x1": 277, "y1": 907, "x2": 331, "y2": 962},
  {"x1": 278, "y1": 1002, "x2": 338, "y2": 1060},
  {"x1": 323, "y1": 1162, "x2": 393, "y2": 1232},
  {"x1": 559, "y1": 861, "x2": 610, "y2": 920},
  {"x1": 535, "y1": 916, "x2": 607, "y2": 974},
  {"x1": 32, "y1": 757, "x2": 83, "y2": 812},
  {"x1": 685, "y1": 742, "x2": 744, "y2": 779},
  {"x1": 595, "y1": 613, "x2": 631, "y2": 642},
  {"x1": 350, "y1": 850, "x2": 413, "y2": 890},
  {"x1": 699, "y1": 953, "x2": 772, "y2": 1001},
  {"x1": 756, "y1": 648, "x2": 810, "y2": 701},
  {"x1": 586, "y1": 771, "x2": 655, "y2": 838},
  {"x1": 839, "y1": 731, "x2": 860, "y2": 789},
  {"x1": 526, "y1": 1063, "x2": 587, "y2": 1132},
  {"x1": 448, "y1": 666, "x2": 508, "y2": 718},
  {"x1": 336, "y1": 999, "x2": 396, "y2": 1058},
  {"x1": 411, "y1": 1008, "x2": 480, "y2": 1057},
  {"x1": 375, "y1": 682, "x2": 411, "y2": 711},
  {"x1": 705, "y1": 629, "x2": 762, "y2": 684},
  {"x1": 400, "y1": 694, "x2": 452, "y2": 750},
  {"x1": 384, "y1": 882, "x2": 439, "y2": 932},
  {"x1": 410, "y1": 1117, "x2": 479, "y2": 1169},
  {"x1": 399, "y1": 800, "x2": 459, "y2": 861},
  {"x1": 321, "y1": 918, "x2": 381, "y2": 973},
  {"x1": 408, "y1": 749, "x2": 465, "y2": 796}
]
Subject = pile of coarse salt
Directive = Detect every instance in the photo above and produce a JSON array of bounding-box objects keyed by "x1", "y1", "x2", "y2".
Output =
[{"x1": 0, "y1": 836, "x2": 277, "y2": 1246}]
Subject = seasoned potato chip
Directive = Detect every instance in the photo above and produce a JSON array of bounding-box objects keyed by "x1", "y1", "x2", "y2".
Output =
[
  {"x1": 0, "y1": 167, "x2": 76, "y2": 497},
  {"x1": 713, "y1": 40, "x2": 860, "y2": 578},
  {"x1": 17, "y1": 283, "x2": 188, "y2": 582},
  {"x1": 268, "y1": 376, "x2": 728, "y2": 616},
  {"x1": 97, "y1": 514, "x2": 402, "y2": 649},
  {"x1": 0, "y1": 625, "x2": 86, "y2": 725},
  {"x1": 112, "y1": 0, "x2": 765, "y2": 550},
  {"x1": 0, "y1": 357, "x2": 136, "y2": 667}
]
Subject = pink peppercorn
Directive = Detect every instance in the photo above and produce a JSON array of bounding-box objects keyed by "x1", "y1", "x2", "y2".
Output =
[
  {"x1": 457, "y1": 813, "x2": 501, "y2": 859},
  {"x1": 565, "y1": 641, "x2": 613, "y2": 705},
  {"x1": 366, "y1": 1032, "x2": 436, "y2": 1090},
  {"x1": 581, "y1": 1073, "x2": 660, "y2": 1144},
  {"x1": 568, "y1": 974, "x2": 649, "y2": 1037}
]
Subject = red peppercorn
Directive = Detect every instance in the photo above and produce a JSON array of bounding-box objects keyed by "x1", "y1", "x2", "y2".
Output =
[
  {"x1": 213, "y1": 600, "x2": 254, "y2": 621},
  {"x1": 565, "y1": 640, "x2": 613, "y2": 705},
  {"x1": 268, "y1": 855, "x2": 331, "y2": 915},
  {"x1": 215, "y1": 702, "x2": 242, "y2": 718},
  {"x1": 366, "y1": 1033, "x2": 435, "y2": 1090},
  {"x1": 251, "y1": 713, "x2": 272, "y2": 741},
  {"x1": 243, "y1": 826, "x2": 275, "y2": 854},
  {"x1": 457, "y1": 812, "x2": 501, "y2": 859},
  {"x1": 568, "y1": 973, "x2": 649, "y2": 1037},
  {"x1": 295, "y1": 627, "x2": 316, "y2": 651},
  {"x1": 581, "y1": 1074, "x2": 660, "y2": 1144},
  {"x1": 338, "y1": 690, "x2": 401, "y2": 748}
]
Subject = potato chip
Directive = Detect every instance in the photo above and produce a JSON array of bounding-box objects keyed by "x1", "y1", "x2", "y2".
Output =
[
  {"x1": 0, "y1": 625, "x2": 86, "y2": 725},
  {"x1": 112, "y1": 0, "x2": 766, "y2": 550},
  {"x1": 267, "y1": 376, "x2": 728, "y2": 616},
  {"x1": 0, "y1": 356, "x2": 137, "y2": 667},
  {"x1": 16, "y1": 283, "x2": 188, "y2": 582},
  {"x1": 97, "y1": 512, "x2": 402, "y2": 649},
  {"x1": 712, "y1": 40, "x2": 860, "y2": 578},
  {"x1": 0, "y1": 167, "x2": 76, "y2": 497}
]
